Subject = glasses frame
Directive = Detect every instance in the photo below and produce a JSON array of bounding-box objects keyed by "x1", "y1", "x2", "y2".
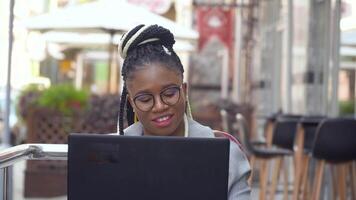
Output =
[{"x1": 132, "y1": 84, "x2": 183, "y2": 112}]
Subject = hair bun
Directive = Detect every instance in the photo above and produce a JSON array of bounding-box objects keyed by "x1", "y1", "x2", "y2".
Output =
[{"x1": 119, "y1": 24, "x2": 176, "y2": 59}]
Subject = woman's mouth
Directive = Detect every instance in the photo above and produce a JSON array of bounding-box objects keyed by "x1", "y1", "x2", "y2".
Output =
[{"x1": 152, "y1": 114, "x2": 173, "y2": 128}]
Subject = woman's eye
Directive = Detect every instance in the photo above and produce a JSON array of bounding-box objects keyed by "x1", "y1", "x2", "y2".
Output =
[
  {"x1": 162, "y1": 88, "x2": 178, "y2": 97},
  {"x1": 136, "y1": 95, "x2": 152, "y2": 103}
]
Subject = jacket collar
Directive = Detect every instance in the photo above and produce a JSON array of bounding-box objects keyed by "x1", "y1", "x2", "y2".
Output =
[{"x1": 122, "y1": 117, "x2": 214, "y2": 138}]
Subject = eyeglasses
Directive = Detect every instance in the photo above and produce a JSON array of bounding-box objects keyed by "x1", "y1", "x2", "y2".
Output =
[{"x1": 132, "y1": 85, "x2": 182, "y2": 112}]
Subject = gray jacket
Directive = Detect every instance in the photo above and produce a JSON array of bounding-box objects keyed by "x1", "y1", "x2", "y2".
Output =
[{"x1": 121, "y1": 117, "x2": 251, "y2": 200}]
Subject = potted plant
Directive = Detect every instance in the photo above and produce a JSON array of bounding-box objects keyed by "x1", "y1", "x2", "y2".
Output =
[{"x1": 21, "y1": 84, "x2": 89, "y2": 197}]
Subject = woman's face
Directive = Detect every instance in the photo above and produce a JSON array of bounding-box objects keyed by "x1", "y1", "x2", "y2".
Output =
[{"x1": 126, "y1": 63, "x2": 187, "y2": 137}]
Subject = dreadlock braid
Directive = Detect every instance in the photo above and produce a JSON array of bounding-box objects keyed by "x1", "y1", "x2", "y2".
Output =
[
  {"x1": 118, "y1": 85, "x2": 128, "y2": 135},
  {"x1": 118, "y1": 83, "x2": 136, "y2": 135},
  {"x1": 118, "y1": 24, "x2": 186, "y2": 135},
  {"x1": 126, "y1": 96, "x2": 135, "y2": 125}
]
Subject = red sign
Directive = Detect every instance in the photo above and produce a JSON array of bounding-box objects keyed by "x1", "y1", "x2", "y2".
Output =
[{"x1": 196, "y1": 7, "x2": 235, "y2": 51}]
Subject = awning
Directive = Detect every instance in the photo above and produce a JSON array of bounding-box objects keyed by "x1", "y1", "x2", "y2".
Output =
[{"x1": 22, "y1": 0, "x2": 198, "y2": 41}]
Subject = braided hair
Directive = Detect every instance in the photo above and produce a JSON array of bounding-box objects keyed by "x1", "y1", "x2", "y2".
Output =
[{"x1": 118, "y1": 24, "x2": 184, "y2": 135}]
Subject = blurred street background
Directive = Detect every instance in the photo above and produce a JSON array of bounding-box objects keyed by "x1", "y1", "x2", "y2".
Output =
[{"x1": 1, "y1": 0, "x2": 356, "y2": 199}]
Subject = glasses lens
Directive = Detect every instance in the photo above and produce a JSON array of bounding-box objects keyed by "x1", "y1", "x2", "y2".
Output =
[
  {"x1": 134, "y1": 94, "x2": 154, "y2": 111},
  {"x1": 161, "y1": 87, "x2": 180, "y2": 106}
]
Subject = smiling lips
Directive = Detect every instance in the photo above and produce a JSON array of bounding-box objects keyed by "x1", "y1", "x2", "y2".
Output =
[{"x1": 152, "y1": 114, "x2": 173, "y2": 127}]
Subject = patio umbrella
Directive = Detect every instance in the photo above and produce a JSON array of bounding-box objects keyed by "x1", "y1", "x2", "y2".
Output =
[
  {"x1": 22, "y1": 0, "x2": 198, "y2": 40},
  {"x1": 22, "y1": 0, "x2": 198, "y2": 93}
]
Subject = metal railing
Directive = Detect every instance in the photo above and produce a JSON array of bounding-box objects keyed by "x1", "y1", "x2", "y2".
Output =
[{"x1": 0, "y1": 144, "x2": 67, "y2": 200}]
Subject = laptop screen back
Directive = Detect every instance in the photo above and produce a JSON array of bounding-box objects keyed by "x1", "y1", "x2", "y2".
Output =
[{"x1": 68, "y1": 134, "x2": 230, "y2": 200}]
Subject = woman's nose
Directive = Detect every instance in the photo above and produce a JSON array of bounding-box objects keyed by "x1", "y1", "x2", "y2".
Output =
[{"x1": 151, "y1": 96, "x2": 168, "y2": 112}]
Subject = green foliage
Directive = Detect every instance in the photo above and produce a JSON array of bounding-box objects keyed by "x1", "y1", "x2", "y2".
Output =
[
  {"x1": 339, "y1": 100, "x2": 355, "y2": 116},
  {"x1": 37, "y1": 84, "x2": 89, "y2": 116},
  {"x1": 16, "y1": 84, "x2": 43, "y2": 120}
]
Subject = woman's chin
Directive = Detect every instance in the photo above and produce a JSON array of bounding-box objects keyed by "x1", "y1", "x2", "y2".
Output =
[
  {"x1": 146, "y1": 126, "x2": 180, "y2": 137},
  {"x1": 151, "y1": 130, "x2": 175, "y2": 136}
]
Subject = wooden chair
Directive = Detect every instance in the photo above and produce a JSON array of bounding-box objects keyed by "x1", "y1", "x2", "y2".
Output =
[
  {"x1": 219, "y1": 100, "x2": 301, "y2": 200},
  {"x1": 292, "y1": 116, "x2": 325, "y2": 200},
  {"x1": 234, "y1": 113, "x2": 295, "y2": 200},
  {"x1": 310, "y1": 118, "x2": 356, "y2": 200},
  {"x1": 268, "y1": 115, "x2": 301, "y2": 199}
]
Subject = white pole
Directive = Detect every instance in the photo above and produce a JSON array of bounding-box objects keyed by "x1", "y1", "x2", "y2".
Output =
[
  {"x1": 281, "y1": 0, "x2": 293, "y2": 113},
  {"x1": 2, "y1": 1, "x2": 15, "y2": 199},
  {"x1": 74, "y1": 53, "x2": 83, "y2": 90},
  {"x1": 330, "y1": 0, "x2": 341, "y2": 117},
  {"x1": 232, "y1": 1, "x2": 242, "y2": 103},
  {"x1": 3, "y1": 0, "x2": 15, "y2": 146},
  {"x1": 286, "y1": 0, "x2": 293, "y2": 112},
  {"x1": 220, "y1": 48, "x2": 229, "y2": 99}
]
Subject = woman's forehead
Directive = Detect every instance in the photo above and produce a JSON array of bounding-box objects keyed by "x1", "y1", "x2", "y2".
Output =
[
  {"x1": 129, "y1": 63, "x2": 182, "y2": 78},
  {"x1": 126, "y1": 64, "x2": 182, "y2": 93}
]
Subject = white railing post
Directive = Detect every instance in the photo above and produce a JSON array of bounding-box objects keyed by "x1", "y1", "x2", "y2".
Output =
[{"x1": 0, "y1": 144, "x2": 68, "y2": 200}]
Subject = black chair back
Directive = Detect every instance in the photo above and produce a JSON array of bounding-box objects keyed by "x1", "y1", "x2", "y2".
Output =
[
  {"x1": 312, "y1": 118, "x2": 356, "y2": 162},
  {"x1": 299, "y1": 116, "x2": 326, "y2": 152},
  {"x1": 272, "y1": 115, "x2": 301, "y2": 150}
]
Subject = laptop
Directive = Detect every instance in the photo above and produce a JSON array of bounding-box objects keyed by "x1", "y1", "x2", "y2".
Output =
[{"x1": 68, "y1": 134, "x2": 230, "y2": 200}]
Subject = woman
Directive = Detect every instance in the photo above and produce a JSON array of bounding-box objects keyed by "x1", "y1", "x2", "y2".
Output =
[{"x1": 117, "y1": 24, "x2": 251, "y2": 199}]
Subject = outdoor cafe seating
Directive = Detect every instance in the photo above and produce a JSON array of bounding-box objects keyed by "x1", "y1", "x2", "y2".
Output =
[
  {"x1": 219, "y1": 100, "x2": 356, "y2": 200},
  {"x1": 310, "y1": 118, "x2": 356, "y2": 200},
  {"x1": 1, "y1": 102, "x2": 356, "y2": 200}
]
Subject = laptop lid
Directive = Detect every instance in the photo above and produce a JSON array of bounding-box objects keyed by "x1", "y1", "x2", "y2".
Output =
[{"x1": 68, "y1": 134, "x2": 230, "y2": 200}]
